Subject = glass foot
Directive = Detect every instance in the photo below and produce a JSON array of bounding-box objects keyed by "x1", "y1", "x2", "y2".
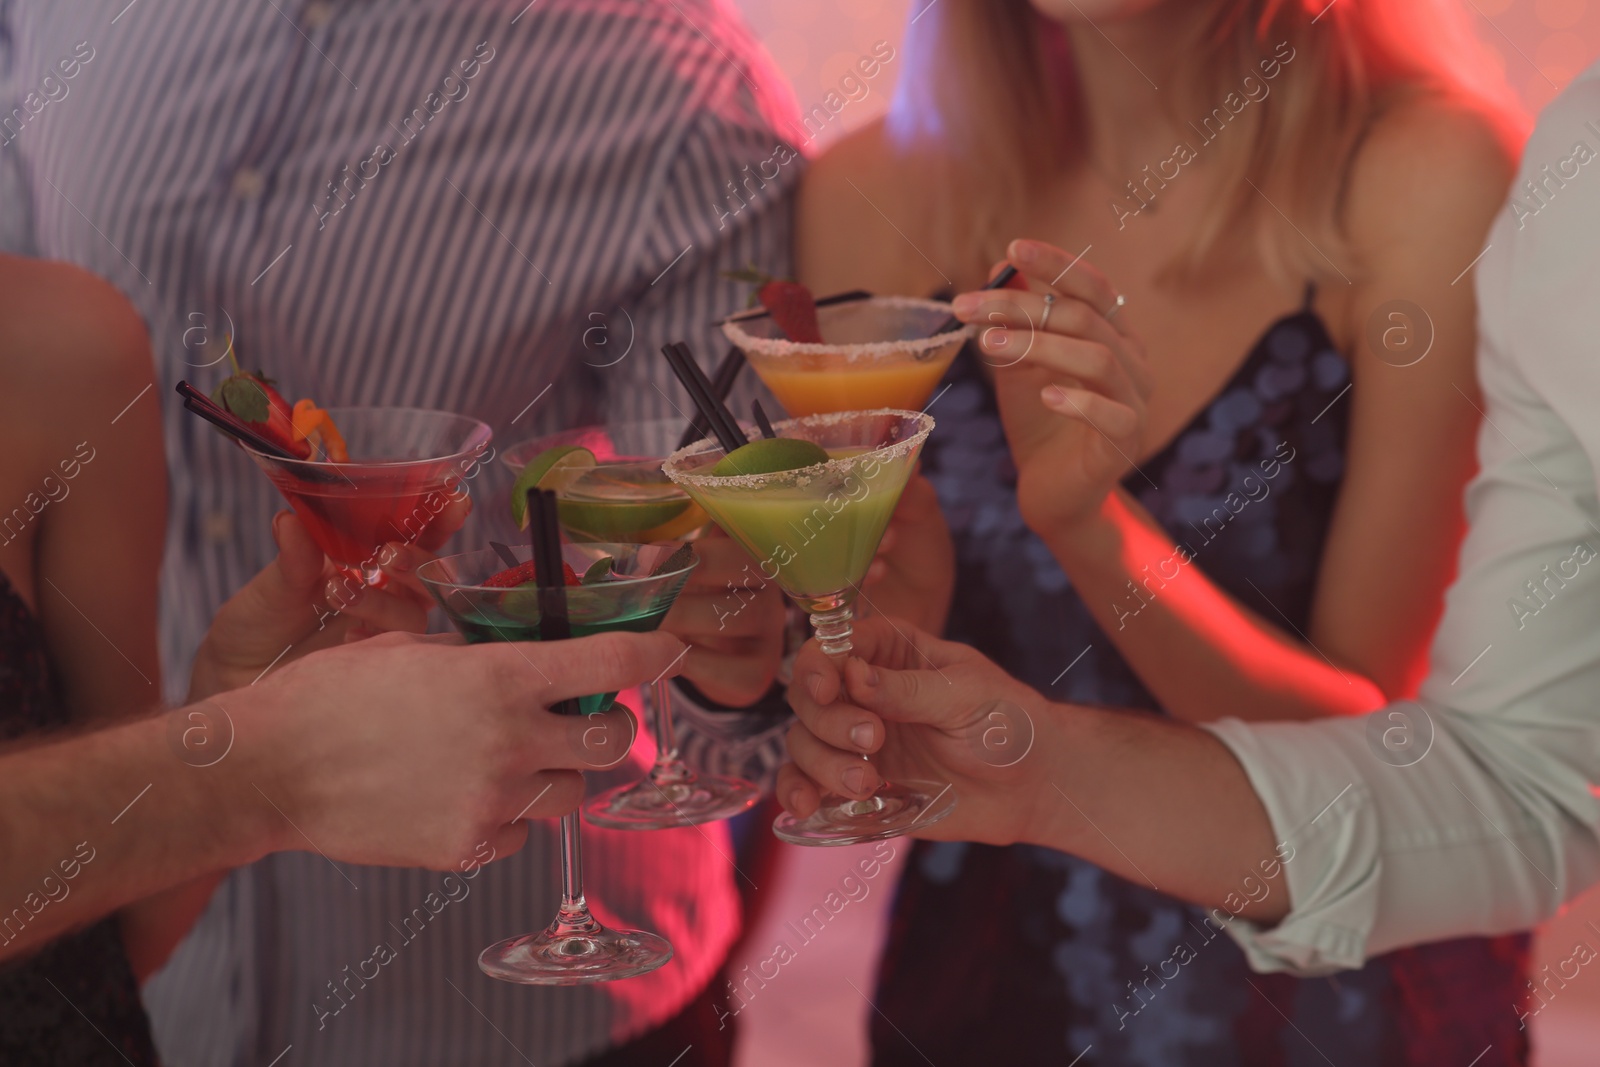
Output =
[
  {"x1": 771, "y1": 779, "x2": 956, "y2": 847},
  {"x1": 479, "y1": 916, "x2": 672, "y2": 986},
  {"x1": 584, "y1": 772, "x2": 760, "y2": 830}
]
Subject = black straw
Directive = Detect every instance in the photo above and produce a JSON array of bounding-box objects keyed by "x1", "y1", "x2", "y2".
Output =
[
  {"x1": 177, "y1": 380, "x2": 341, "y2": 485},
  {"x1": 176, "y1": 381, "x2": 301, "y2": 460},
  {"x1": 488, "y1": 541, "x2": 520, "y2": 570},
  {"x1": 661, "y1": 342, "x2": 746, "y2": 454},
  {"x1": 751, "y1": 400, "x2": 777, "y2": 440},
  {"x1": 676, "y1": 345, "x2": 747, "y2": 449},
  {"x1": 927, "y1": 265, "x2": 1018, "y2": 338},
  {"x1": 528, "y1": 488, "x2": 580, "y2": 715}
]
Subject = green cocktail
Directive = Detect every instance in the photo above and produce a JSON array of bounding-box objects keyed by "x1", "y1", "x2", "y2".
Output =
[
  {"x1": 664, "y1": 410, "x2": 928, "y2": 648},
  {"x1": 664, "y1": 409, "x2": 957, "y2": 846},
  {"x1": 416, "y1": 541, "x2": 697, "y2": 984},
  {"x1": 503, "y1": 423, "x2": 760, "y2": 830},
  {"x1": 502, "y1": 421, "x2": 708, "y2": 544}
]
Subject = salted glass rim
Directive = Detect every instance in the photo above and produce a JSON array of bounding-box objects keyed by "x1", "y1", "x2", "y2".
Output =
[
  {"x1": 721, "y1": 295, "x2": 972, "y2": 361},
  {"x1": 239, "y1": 405, "x2": 492, "y2": 473},
  {"x1": 416, "y1": 543, "x2": 699, "y2": 595},
  {"x1": 662, "y1": 408, "x2": 934, "y2": 492}
]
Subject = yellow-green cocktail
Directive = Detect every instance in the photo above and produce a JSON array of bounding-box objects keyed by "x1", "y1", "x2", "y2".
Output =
[{"x1": 664, "y1": 409, "x2": 957, "y2": 846}]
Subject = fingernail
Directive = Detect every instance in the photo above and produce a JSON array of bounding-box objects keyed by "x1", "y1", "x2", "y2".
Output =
[
  {"x1": 843, "y1": 765, "x2": 867, "y2": 794},
  {"x1": 860, "y1": 664, "x2": 880, "y2": 687},
  {"x1": 951, "y1": 293, "x2": 979, "y2": 317},
  {"x1": 1013, "y1": 239, "x2": 1040, "y2": 263},
  {"x1": 805, "y1": 672, "x2": 827, "y2": 702},
  {"x1": 850, "y1": 722, "x2": 874, "y2": 751},
  {"x1": 984, "y1": 327, "x2": 1009, "y2": 347},
  {"x1": 786, "y1": 787, "x2": 807, "y2": 812},
  {"x1": 1042, "y1": 383, "x2": 1067, "y2": 407}
]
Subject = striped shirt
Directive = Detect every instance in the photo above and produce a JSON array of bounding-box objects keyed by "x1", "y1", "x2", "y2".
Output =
[{"x1": 0, "y1": 1, "x2": 798, "y2": 1062}]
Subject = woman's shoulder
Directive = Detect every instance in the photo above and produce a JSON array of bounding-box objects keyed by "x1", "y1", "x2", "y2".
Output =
[
  {"x1": 0, "y1": 257, "x2": 153, "y2": 451},
  {"x1": 797, "y1": 118, "x2": 939, "y2": 291},
  {"x1": 0, "y1": 257, "x2": 151, "y2": 393},
  {"x1": 1342, "y1": 92, "x2": 1518, "y2": 255}
]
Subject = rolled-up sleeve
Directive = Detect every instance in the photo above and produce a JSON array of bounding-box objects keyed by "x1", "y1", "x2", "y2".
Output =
[{"x1": 1202, "y1": 67, "x2": 1600, "y2": 974}]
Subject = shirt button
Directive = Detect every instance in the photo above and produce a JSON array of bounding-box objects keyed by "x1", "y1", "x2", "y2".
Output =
[
  {"x1": 231, "y1": 167, "x2": 265, "y2": 200},
  {"x1": 303, "y1": 1, "x2": 334, "y2": 29},
  {"x1": 203, "y1": 511, "x2": 233, "y2": 544}
]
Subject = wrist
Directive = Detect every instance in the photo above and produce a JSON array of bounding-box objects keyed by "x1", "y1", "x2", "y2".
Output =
[
  {"x1": 1015, "y1": 700, "x2": 1096, "y2": 851},
  {"x1": 186, "y1": 685, "x2": 295, "y2": 864},
  {"x1": 1033, "y1": 496, "x2": 1119, "y2": 568}
]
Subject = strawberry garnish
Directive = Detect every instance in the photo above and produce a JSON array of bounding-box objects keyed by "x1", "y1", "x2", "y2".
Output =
[
  {"x1": 483, "y1": 560, "x2": 581, "y2": 588},
  {"x1": 723, "y1": 266, "x2": 823, "y2": 343},
  {"x1": 212, "y1": 342, "x2": 313, "y2": 459}
]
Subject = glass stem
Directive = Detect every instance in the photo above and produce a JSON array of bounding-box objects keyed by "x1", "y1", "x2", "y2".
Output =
[
  {"x1": 649, "y1": 680, "x2": 693, "y2": 785},
  {"x1": 811, "y1": 602, "x2": 855, "y2": 659},
  {"x1": 555, "y1": 812, "x2": 591, "y2": 923}
]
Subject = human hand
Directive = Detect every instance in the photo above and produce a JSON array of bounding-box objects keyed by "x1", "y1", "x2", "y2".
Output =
[
  {"x1": 860, "y1": 473, "x2": 954, "y2": 634},
  {"x1": 189, "y1": 500, "x2": 471, "y2": 701},
  {"x1": 777, "y1": 615, "x2": 1050, "y2": 845},
  {"x1": 951, "y1": 239, "x2": 1151, "y2": 534},
  {"x1": 238, "y1": 628, "x2": 687, "y2": 869},
  {"x1": 661, "y1": 528, "x2": 786, "y2": 707}
]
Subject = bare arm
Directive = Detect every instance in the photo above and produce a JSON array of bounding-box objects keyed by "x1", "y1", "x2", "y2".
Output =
[
  {"x1": 778, "y1": 615, "x2": 1289, "y2": 923},
  {"x1": 1, "y1": 629, "x2": 685, "y2": 963},
  {"x1": 969, "y1": 100, "x2": 1512, "y2": 722}
]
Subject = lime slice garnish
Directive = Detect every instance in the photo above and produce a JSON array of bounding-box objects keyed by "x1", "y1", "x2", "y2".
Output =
[
  {"x1": 711, "y1": 437, "x2": 830, "y2": 477},
  {"x1": 511, "y1": 445, "x2": 597, "y2": 529}
]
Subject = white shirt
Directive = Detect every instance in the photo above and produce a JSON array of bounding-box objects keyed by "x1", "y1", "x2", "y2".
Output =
[{"x1": 1206, "y1": 63, "x2": 1600, "y2": 975}]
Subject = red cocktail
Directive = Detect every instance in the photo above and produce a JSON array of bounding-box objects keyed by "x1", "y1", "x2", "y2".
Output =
[{"x1": 243, "y1": 407, "x2": 493, "y2": 586}]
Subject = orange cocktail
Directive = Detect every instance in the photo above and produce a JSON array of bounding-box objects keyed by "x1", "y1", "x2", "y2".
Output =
[{"x1": 722, "y1": 296, "x2": 970, "y2": 416}]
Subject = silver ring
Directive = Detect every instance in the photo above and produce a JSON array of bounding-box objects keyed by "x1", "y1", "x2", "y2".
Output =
[
  {"x1": 1105, "y1": 293, "x2": 1127, "y2": 321},
  {"x1": 1040, "y1": 291, "x2": 1057, "y2": 332}
]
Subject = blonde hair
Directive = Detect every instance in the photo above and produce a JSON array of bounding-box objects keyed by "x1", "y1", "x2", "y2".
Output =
[{"x1": 885, "y1": 0, "x2": 1527, "y2": 284}]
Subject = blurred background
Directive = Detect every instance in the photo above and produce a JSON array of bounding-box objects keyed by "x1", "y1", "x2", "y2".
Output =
[{"x1": 725, "y1": 1, "x2": 1600, "y2": 1064}]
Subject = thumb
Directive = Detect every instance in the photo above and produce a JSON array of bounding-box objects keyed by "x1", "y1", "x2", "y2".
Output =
[
  {"x1": 844, "y1": 656, "x2": 964, "y2": 728},
  {"x1": 271, "y1": 510, "x2": 328, "y2": 594}
]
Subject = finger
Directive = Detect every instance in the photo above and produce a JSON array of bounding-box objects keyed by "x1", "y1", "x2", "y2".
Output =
[
  {"x1": 1007, "y1": 239, "x2": 1126, "y2": 333},
  {"x1": 503, "y1": 770, "x2": 585, "y2": 821},
  {"x1": 494, "y1": 630, "x2": 689, "y2": 708},
  {"x1": 790, "y1": 688, "x2": 883, "y2": 755},
  {"x1": 680, "y1": 647, "x2": 780, "y2": 708},
  {"x1": 982, "y1": 332, "x2": 1140, "y2": 407},
  {"x1": 336, "y1": 586, "x2": 430, "y2": 635},
  {"x1": 787, "y1": 720, "x2": 880, "y2": 799},
  {"x1": 842, "y1": 654, "x2": 984, "y2": 728},
  {"x1": 560, "y1": 702, "x2": 640, "y2": 771},
  {"x1": 664, "y1": 586, "x2": 783, "y2": 641},
  {"x1": 271, "y1": 510, "x2": 329, "y2": 595},
  {"x1": 415, "y1": 492, "x2": 473, "y2": 552},
  {"x1": 789, "y1": 616, "x2": 954, "y2": 705},
  {"x1": 480, "y1": 820, "x2": 529, "y2": 864},
  {"x1": 1040, "y1": 385, "x2": 1142, "y2": 439},
  {"x1": 960, "y1": 287, "x2": 1121, "y2": 348},
  {"x1": 777, "y1": 762, "x2": 822, "y2": 819}
]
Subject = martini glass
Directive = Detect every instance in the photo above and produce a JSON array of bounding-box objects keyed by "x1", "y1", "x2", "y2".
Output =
[
  {"x1": 722, "y1": 296, "x2": 971, "y2": 416},
  {"x1": 242, "y1": 407, "x2": 492, "y2": 587},
  {"x1": 664, "y1": 408, "x2": 956, "y2": 846},
  {"x1": 417, "y1": 541, "x2": 697, "y2": 984},
  {"x1": 503, "y1": 422, "x2": 760, "y2": 829}
]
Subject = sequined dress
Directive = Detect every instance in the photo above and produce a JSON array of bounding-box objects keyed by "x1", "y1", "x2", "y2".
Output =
[
  {"x1": 872, "y1": 291, "x2": 1530, "y2": 1066},
  {"x1": 0, "y1": 569, "x2": 159, "y2": 1065}
]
